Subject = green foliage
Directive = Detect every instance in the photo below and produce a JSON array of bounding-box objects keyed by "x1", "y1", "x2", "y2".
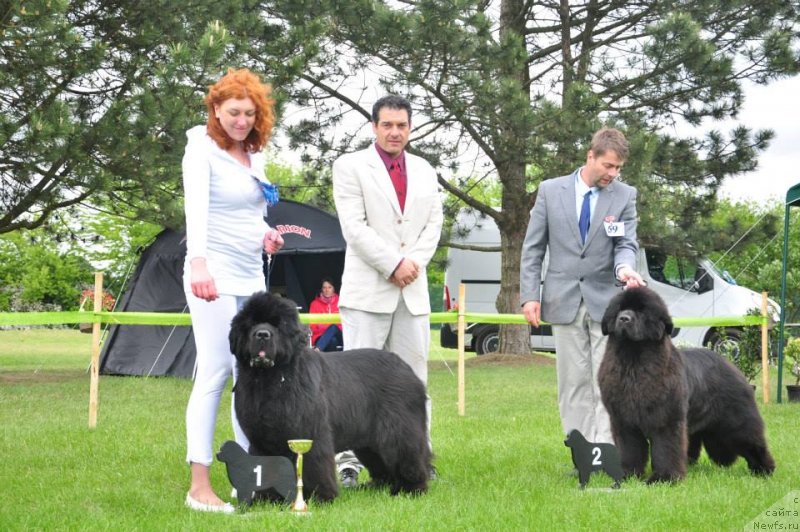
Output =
[
  {"x1": 714, "y1": 308, "x2": 772, "y2": 383},
  {"x1": 75, "y1": 207, "x2": 162, "y2": 286},
  {"x1": 0, "y1": 231, "x2": 94, "y2": 312},
  {"x1": 0, "y1": 0, "x2": 282, "y2": 233},
  {"x1": 708, "y1": 201, "x2": 800, "y2": 324},
  {"x1": 265, "y1": 156, "x2": 339, "y2": 213},
  {"x1": 782, "y1": 337, "x2": 800, "y2": 386},
  {"x1": 0, "y1": 204, "x2": 161, "y2": 311}
]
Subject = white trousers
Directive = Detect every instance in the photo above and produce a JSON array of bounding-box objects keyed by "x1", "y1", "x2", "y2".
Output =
[
  {"x1": 552, "y1": 300, "x2": 613, "y2": 444},
  {"x1": 340, "y1": 298, "x2": 430, "y2": 384},
  {"x1": 336, "y1": 298, "x2": 432, "y2": 472},
  {"x1": 185, "y1": 293, "x2": 251, "y2": 465}
]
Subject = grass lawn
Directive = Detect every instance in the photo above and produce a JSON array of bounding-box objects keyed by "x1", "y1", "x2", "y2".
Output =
[{"x1": 1, "y1": 328, "x2": 798, "y2": 530}]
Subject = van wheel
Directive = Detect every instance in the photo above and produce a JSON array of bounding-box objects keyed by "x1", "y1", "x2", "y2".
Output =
[
  {"x1": 475, "y1": 327, "x2": 499, "y2": 355},
  {"x1": 706, "y1": 328, "x2": 743, "y2": 358}
]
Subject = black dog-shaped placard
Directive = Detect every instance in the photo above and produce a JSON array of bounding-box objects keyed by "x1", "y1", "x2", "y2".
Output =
[
  {"x1": 564, "y1": 430, "x2": 624, "y2": 489},
  {"x1": 216, "y1": 440, "x2": 296, "y2": 505}
]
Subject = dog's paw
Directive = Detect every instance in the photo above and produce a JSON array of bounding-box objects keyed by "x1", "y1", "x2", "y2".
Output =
[
  {"x1": 620, "y1": 467, "x2": 641, "y2": 481},
  {"x1": 390, "y1": 482, "x2": 427, "y2": 497},
  {"x1": 748, "y1": 462, "x2": 775, "y2": 476},
  {"x1": 308, "y1": 489, "x2": 337, "y2": 503},
  {"x1": 646, "y1": 471, "x2": 683, "y2": 484}
]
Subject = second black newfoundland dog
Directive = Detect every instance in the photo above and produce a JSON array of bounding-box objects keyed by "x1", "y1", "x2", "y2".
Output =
[
  {"x1": 228, "y1": 292, "x2": 431, "y2": 502},
  {"x1": 598, "y1": 286, "x2": 775, "y2": 484}
]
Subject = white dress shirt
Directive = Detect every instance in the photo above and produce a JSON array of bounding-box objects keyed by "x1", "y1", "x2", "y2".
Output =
[{"x1": 575, "y1": 169, "x2": 598, "y2": 222}]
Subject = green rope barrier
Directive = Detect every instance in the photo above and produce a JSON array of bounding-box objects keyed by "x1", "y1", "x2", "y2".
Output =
[{"x1": 0, "y1": 310, "x2": 766, "y2": 328}]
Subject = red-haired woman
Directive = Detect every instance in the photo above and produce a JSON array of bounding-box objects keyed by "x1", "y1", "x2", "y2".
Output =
[{"x1": 182, "y1": 68, "x2": 283, "y2": 513}]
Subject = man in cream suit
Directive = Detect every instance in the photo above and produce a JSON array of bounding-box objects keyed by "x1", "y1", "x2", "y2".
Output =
[
  {"x1": 332, "y1": 95, "x2": 443, "y2": 485},
  {"x1": 520, "y1": 127, "x2": 644, "y2": 445}
]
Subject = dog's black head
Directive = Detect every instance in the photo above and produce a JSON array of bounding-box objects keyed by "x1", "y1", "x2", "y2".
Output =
[
  {"x1": 601, "y1": 287, "x2": 673, "y2": 342},
  {"x1": 229, "y1": 292, "x2": 308, "y2": 370}
]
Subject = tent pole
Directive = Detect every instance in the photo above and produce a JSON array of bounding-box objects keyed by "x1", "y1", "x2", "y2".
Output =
[
  {"x1": 760, "y1": 291, "x2": 769, "y2": 404},
  {"x1": 777, "y1": 203, "x2": 791, "y2": 403}
]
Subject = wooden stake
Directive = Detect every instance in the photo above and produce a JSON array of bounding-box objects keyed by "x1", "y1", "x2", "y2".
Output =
[
  {"x1": 761, "y1": 291, "x2": 770, "y2": 404},
  {"x1": 88, "y1": 272, "x2": 104, "y2": 428},
  {"x1": 457, "y1": 283, "x2": 466, "y2": 416}
]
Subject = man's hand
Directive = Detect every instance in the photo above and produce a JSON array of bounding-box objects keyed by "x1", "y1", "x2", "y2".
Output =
[
  {"x1": 263, "y1": 229, "x2": 284, "y2": 254},
  {"x1": 522, "y1": 300, "x2": 541, "y2": 328},
  {"x1": 390, "y1": 258, "x2": 420, "y2": 288},
  {"x1": 617, "y1": 265, "x2": 645, "y2": 289}
]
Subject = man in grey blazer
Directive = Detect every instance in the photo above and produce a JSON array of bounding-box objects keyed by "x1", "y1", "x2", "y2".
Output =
[
  {"x1": 332, "y1": 95, "x2": 444, "y2": 485},
  {"x1": 520, "y1": 127, "x2": 644, "y2": 445}
]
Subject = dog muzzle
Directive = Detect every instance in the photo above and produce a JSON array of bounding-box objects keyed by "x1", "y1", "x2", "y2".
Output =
[
  {"x1": 250, "y1": 351, "x2": 275, "y2": 368},
  {"x1": 250, "y1": 328, "x2": 276, "y2": 368}
]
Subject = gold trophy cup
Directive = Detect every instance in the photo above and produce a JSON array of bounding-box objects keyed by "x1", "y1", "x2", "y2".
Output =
[{"x1": 287, "y1": 439, "x2": 313, "y2": 513}]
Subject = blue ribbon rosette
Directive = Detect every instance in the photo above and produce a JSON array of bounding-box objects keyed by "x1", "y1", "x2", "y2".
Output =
[{"x1": 256, "y1": 180, "x2": 280, "y2": 207}]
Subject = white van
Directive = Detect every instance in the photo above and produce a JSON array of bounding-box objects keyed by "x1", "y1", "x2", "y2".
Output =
[{"x1": 441, "y1": 210, "x2": 780, "y2": 354}]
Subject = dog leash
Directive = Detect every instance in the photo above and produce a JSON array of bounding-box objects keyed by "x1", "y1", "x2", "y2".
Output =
[{"x1": 265, "y1": 253, "x2": 273, "y2": 291}]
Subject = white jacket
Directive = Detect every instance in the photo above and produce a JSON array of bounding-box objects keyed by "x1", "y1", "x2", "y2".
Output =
[
  {"x1": 333, "y1": 146, "x2": 443, "y2": 315},
  {"x1": 182, "y1": 125, "x2": 271, "y2": 296}
]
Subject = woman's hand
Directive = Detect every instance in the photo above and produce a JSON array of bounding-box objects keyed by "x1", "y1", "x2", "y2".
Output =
[
  {"x1": 263, "y1": 229, "x2": 284, "y2": 254},
  {"x1": 190, "y1": 258, "x2": 218, "y2": 301}
]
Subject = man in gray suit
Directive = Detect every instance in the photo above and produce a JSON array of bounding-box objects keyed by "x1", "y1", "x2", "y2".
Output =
[
  {"x1": 332, "y1": 95, "x2": 444, "y2": 486},
  {"x1": 520, "y1": 127, "x2": 644, "y2": 445}
]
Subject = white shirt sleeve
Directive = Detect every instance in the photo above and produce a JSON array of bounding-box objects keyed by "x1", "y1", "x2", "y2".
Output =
[{"x1": 182, "y1": 129, "x2": 211, "y2": 262}]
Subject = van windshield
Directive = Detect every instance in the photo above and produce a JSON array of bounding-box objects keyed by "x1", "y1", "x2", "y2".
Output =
[
  {"x1": 646, "y1": 250, "x2": 702, "y2": 291},
  {"x1": 702, "y1": 259, "x2": 738, "y2": 285}
]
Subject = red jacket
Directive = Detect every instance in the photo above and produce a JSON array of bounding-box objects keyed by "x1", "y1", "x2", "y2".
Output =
[{"x1": 309, "y1": 293, "x2": 342, "y2": 345}]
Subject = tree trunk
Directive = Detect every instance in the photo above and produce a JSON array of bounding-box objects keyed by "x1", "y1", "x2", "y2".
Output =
[
  {"x1": 496, "y1": 0, "x2": 533, "y2": 355},
  {"x1": 497, "y1": 202, "x2": 531, "y2": 355}
]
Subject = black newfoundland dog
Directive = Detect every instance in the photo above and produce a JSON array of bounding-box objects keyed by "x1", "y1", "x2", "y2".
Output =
[
  {"x1": 228, "y1": 291, "x2": 431, "y2": 502},
  {"x1": 598, "y1": 287, "x2": 775, "y2": 484}
]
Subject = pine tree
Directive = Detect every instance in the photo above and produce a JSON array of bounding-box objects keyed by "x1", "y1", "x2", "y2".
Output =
[
  {"x1": 0, "y1": 1, "x2": 264, "y2": 232},
  {"x1": 270, "y1": 0, "x2": 799, "y2": 354}
]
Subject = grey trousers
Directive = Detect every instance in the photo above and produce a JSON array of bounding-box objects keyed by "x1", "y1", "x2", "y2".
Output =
[{"x1": 551, "y1": 300, "x2": 613, "y2": 444}]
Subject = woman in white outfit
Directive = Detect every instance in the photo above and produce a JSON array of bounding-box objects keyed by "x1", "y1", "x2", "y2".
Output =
[{"x1": 182, "y1": 68, "x2": 283, "y2": 513}]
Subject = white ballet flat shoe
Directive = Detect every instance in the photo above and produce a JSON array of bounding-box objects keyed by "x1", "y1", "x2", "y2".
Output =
[{"x1": 185, "y1": 492, "x2": 235, "y2": 514}]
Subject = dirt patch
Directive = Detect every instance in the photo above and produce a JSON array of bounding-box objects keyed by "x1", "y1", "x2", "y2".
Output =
[
  {"x1": 0, "y1": 369, "x2": 85, "y2": 384},
  {"x1": 465, "y1": 352, "x2": 555, "y2": 367},
  {"x1": 428, "y1": 352, "x2": 555, "y2": 370}
]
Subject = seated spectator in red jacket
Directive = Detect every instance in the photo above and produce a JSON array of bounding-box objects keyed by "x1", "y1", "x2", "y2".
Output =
[{"x1": 309, "y1": 278, "x2": 344, "y2": 352}]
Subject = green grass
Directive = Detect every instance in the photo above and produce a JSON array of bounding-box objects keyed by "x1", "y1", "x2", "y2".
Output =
[{"x1": 1, "y1": 329, "x2": 799, "y2": 530}]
